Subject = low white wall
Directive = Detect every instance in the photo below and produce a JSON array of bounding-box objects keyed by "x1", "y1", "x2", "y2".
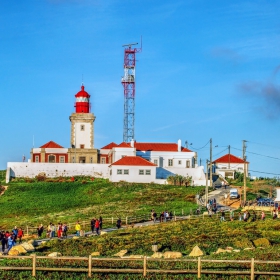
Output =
[{"x1": 6, "y1": 162, "x2": 110, "y2": 182}]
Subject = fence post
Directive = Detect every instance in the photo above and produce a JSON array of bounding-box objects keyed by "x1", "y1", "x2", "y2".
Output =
[
  {"x1": 112, "y1": 217, "x2": 114, "y2": 225},
  {"x1": 126, "y1": 217, "x2": 128, "y2": 225},
  {"x1": 26, "y1": 226, "x2": 29, "y2": 236},
  {"x1": 251, "y1": 258, "x2": 254, "y2": 280},
  {"x1": 182, "y1": 209, "x2": 184, "y2": 215},
  {"x1": 197, "y1": 257, "x2": 201, "y2": 278},
  {"x1": 143, "y1": 256, "x2": 147, "y2": 277},
  {"x1": 88, "y1": 255, "x2": 92, "y2": 277},
  {"x1": 174, "y1": 215, "x2": 177, "y2": 221},
  {"x1": 32, "y1": 254, "x2": 36, "y2": 277}
]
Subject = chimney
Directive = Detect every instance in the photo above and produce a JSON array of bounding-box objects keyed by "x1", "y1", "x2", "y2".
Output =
[
  {"x1": 178, "y1": 139, "x2": 181, "y2": 152},
  {"x1": 131, "y1": 139, "x2": 135, "y2": 148}
]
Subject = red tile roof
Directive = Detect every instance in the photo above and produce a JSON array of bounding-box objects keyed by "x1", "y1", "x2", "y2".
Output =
[
  {"x1": 213, "y1": 154, "x2": 248, "y2": 164},
  {"x1": 100, "y1": 142, "x2": 118, "y2": 149},
  {"x1": 40, "y1": 141, "x2": 64, "y2": 148},
  {"x1": 117, "y1": 142, "x2": 132, "y2": 148},
  {"x1": 110, "y1": 156, "x2": 156, "y2": 166},
  {"x1": 135, "y1": 143, "x2": 192, "y2": 152}
]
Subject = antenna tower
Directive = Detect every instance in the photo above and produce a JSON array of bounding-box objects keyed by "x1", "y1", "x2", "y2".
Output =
[{"x1": 121, "y1": 39, "x2": 142, "y2": 142}]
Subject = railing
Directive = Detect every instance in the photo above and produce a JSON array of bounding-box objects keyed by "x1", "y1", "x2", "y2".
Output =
[{"x1": 1, "y1": 255, "x2": 280, "y2": 278}]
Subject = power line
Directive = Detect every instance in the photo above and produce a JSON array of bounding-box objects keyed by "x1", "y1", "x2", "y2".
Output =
[
  {"x1": 190, "y1": 140, "x2": 210, "y2": 151},
  {"x1": 213, "y1": 147, "x2": 228, "y2": 158},
  {"x1": 249, "y1": 170, "x2": 280, "y2": 176},
  {"x1": 247, "y1": 140, "x2": 280, "y2": 150},
  {"x1": 231, "y1": 147, "x2": 280, "y2": 161}
]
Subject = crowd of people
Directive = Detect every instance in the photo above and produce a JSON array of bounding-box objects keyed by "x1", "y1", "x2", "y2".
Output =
[
  {"x1": 0, "y1": 226, "x2": 24, "y2": 254},
  {"x1": 150, "y1": 209, "x2": 173, "y2": 223}
]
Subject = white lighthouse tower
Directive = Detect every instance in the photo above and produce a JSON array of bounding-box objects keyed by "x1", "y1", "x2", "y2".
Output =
[{"x1": 68, "y1": 85, "x2": 98, "y2": 163}]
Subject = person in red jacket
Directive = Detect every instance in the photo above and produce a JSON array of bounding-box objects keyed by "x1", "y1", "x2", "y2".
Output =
[
  {"x1": 17, "y1": 228, "x2": 24, "y2": 244},
  {"x1": 95, "y1": 219, "x2": 100, "y2": 235}
]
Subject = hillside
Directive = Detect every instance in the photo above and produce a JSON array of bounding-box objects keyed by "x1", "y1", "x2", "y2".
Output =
[{"x1": 0, "y1": 178, "x2": 203, "y2": 228}]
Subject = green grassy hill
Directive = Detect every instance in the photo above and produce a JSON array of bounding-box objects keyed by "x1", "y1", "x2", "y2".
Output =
[{"x1": 0, "y1": 178, "x2": 203, "y2": 228}]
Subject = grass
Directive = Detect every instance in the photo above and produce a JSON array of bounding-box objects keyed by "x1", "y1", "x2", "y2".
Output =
[{"x1": 0, "y1": 179, "x2": 203, "y2": 228}]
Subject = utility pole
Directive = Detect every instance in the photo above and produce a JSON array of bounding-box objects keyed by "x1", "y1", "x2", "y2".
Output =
[
  {"x1": 243, "y1": 140, "x2": 247, "y2": 204},
  {"x1": 210, "y1": 138, "x2": 212, "y2": 187},
  {"x1": 205, "y1": 160, "x2": 209, "y2": 206},
  {"x1": 228, "y1": 145, "x2": 231, "y2": 169}
]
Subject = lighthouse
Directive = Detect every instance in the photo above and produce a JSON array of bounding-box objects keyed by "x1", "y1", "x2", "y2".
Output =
[{"x1": 68, "y1": 84, "x2": 98, "y2": 163}]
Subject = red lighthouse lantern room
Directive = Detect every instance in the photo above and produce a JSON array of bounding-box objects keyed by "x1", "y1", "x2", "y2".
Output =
[{"x1": 74, "y1": 85, "x2": 91, "y2": 113}]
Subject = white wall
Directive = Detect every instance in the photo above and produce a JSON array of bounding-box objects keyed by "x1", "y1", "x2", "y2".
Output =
[
  {"x1": 110, "y1": 165, "x2": 156, "y2": 183},
  {"x1": 74, "y1": 122, "x2": 92, "y2": 149},
  {"x1": 6, "y1": 162, "x2": 109, "y2": 182},
  {"x1": 111, "y1": 147, "x2": 136, "y2": 163}
]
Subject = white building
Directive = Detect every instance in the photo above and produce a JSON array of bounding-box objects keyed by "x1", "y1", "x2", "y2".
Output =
[{"x1": 213, "y1": 153, "x2": 249, "y2": 179}]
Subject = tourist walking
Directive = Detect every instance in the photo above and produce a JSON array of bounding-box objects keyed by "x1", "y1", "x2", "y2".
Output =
[
  {"x1": 17, "y1": 228, "x2": 24, "y2": 244},
  {"x1": 75, "y1": 221, "x2": 81, "y2": 236},
  {"x1": 95, "y1": 219, "x2": 100, "y2": 235},
  {"x1": 116, "y1": 218, "x2": 122, "y2": 229},
  {"x1": 90, "y1": 218, "x2": 96, "y2": 233},
  {"x1": 220, "y1": 210, "x2": 225, "y2": 222}
]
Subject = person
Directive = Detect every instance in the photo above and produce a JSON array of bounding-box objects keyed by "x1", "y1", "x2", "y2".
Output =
[
  {"x1": 12, "y1": 226, "x2": 18, "y2": 240},
  {"x1": 151, "y1": 209, "x2": 154, "y2": 220},
  {"x1": 1, "y1": 231, "x2": 7, "y2": 254},
  {"x1": 95, "y1": 219, "x2": 100, "y2": 235},
  {"x1": 51, "y1": 223, "x2": 55, "y2": 238},
  {"x1": 17, "y1": 228, "x2": 24, "y2": 244},
  {"x1": 243, "y1": 211, "x2": 248, "y2": 222},
  {"x1": 238, "y1": 212, "x2": 243, "y2": 221},
  {"x1": 251, "y1": 211, "x2": 257, "y2": 222},
  {"x1": 57, "y1": 223, "x2": 62, "y2": 238},
  {"x1": 273, "y1": 209, "x2": 277, "y2": 219},
  {"x1": 90, "y1": 218, "x2": 96, "y2": 233},
  {"x1": 75, "y1": 221, "x2": 81, "y2": 236},
  {"x1": 160, "y1": 212, "x2": 164, "y2": 222},
  {"x1": 47, "y1": 223, "x2": 52, "y2": 238},
  {"x1": 152, "y1": 211, "x2": 157, "y2": 223},
  {"x1": 37, "y1": 224, "x2": 44, "y2": 238},
  {"x1": 261, "y1": 211, "x2": 265, "y2": 220},
  {"x1": 7, "y1": 234, "x2": 16, "y2": 253},
  {"x1": 116, "y1": 218, "x2": 122, "y2": 229},
  {"x1": 230, "y1": 210, "x2": 234, "y2": 221},
  {"x1": 169, "y1": 211, "x2": 173, "y2": 221},
  {"x1": 220, "y1": 210, "x2": 225, "y2": 222},
  {"x1": 99, "y1": 216, "x2": 103, "y2": 230},
  {"x1": 62, "y1": 223, "x2": 68, "y2": 239}
]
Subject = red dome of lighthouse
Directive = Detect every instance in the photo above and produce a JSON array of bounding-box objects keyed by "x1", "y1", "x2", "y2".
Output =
[{"x1": 74, "y1": 85, "x2": 91, "y2": 113}]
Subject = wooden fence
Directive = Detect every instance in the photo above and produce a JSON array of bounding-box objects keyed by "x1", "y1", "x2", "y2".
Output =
[{"x1": 1, "y1": 255, "x2": 280, "y2": 279}]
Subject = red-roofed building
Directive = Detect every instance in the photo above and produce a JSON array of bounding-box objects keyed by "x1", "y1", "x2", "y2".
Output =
[
  {"x1": 213, "y1": 153, "x2": 249, "y2": 178},
  {"x1": 109, "y1": 156, "x2": 157, "y2": 183},
  {"x1": 31, "y1": 141, "x2": 68, "y2": 163}
]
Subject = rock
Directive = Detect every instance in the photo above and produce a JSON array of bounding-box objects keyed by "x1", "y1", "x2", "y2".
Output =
[
  {"x1": 122, "y1": 255, "x2": 143, "y2": 259},
  {"x1": 41, "y1": 241, "x2": 47, "y2": 245},
  {"x1": 48, "y1": 252, "x2": 62, "y2": 257},
  {"x1": 234, "y1": 239, "x2": 253, "y2": 249},
  {"x1": 8, "y1": 249, "x2": 20, "y2": 256},
  {"x1": 21, "y1": 242, "x2": 35, "y2": 252},
  {"x1": 163, "y1": 251, "x2": 182, "y2": 259},
  {"x1": 189, "y1": 246, "x2": 203, "y2": 257},
  {"x1": 215, "y1": 248, "x2": 227, "y2": 254},
  {"x1": 28, "y1": 239, "x2": 35, "y2": 245},
  {"x1": 244, "y1": 248, "x2": 254, "y2": 251},
  {"x1": 91, "y1": 252, "x2": 100, "y2": 256},
  {"x1": 226, "y1": 246, "x2": 233, "y2": 251},
  {"x1": 114, "y1": 250, "x2": 128, "y2": 257},
  {"x1": 253, "y1": 238, "x2": 270, "y2": 248},
  {"x1": 9, "y1": 245, "x2": 27, "y2": 255},
  {"x1": 72, "y1": 236, "x2": 79, "y2": 240},
  {"x1": 80, "y1": 230, "x2": 84, "y2": 237},
  {"x1": 151, "y1": 252, "x2": 163, "y2": 258},
  {"x1": 233, "y1": 249, "x2": 240, "y2": 252},
  {"x1": 100, "y1": 231, "x2": 107, "y2": 235}
]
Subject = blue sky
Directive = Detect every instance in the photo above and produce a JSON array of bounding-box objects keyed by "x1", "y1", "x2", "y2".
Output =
[{"x1": 1, "y1": 0, "x2": 280, "y2": 177}]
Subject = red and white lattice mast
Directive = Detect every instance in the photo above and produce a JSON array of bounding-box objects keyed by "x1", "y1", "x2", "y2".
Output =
[{"x1": 121, "y1": 40, "x2": 142, "y2": 142}]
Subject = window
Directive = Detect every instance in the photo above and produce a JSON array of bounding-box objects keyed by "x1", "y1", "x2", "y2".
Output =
[
  {"x1": 124, "y1": 169, "x2": 129, "y2": 175},
  {"x1": 154, "y1": 159, "x2": 158, "y2": 166},
  {"x1": 90, "y1": 157, "x2": 93, "y2": 163},
  {"x1": 80, "y1": 144, "x2": 84, "y2": 149},
  {"x1": 145, "y1": 170, "x2": 151, "y2": 175},
  {"x1": 48, "y1": 155, "x2": 55, "y2": 163},
  {"x1": 117, "y1": 169, "x2": 122, "y2": 175},
  {"x1": 139, "y1": 169, "x2": 144, "y2": 175},
  {"x1": 238, "y1": 167, "x2": 243, "y2": 171},
  {"x1": 59, "y1": 156, "x2": 65, "y2": 163},
  {"x1": 72, "y1": 157, "x2": 75, "y2": 163},
  {"x1": 35, "y1": 156, "x2": 39, "y2": 163},
  {"x1": 178, "y1": 160, "x2": 181, "y2": 165},
  {"x1": 186, "y1": 160, "x2": 190, "y2": 168},
  {"x1": 80, "y1": 125, "x2": 85, "y2": 131},
  {"x1": 168, "y1": 159, "x2": 173, "y2": 166},
  {"x1": 101, "y1": 157, "x2": 106, "y2": 164},
  {"x1": 110, "y1": 170, "x2": 112, "y2": 175}
]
